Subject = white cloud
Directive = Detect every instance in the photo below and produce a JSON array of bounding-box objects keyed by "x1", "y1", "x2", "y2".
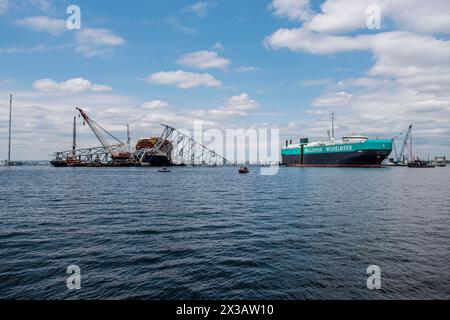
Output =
[
  {"x1": 0, "y1": 78, "x2": 15, "y2": 85},
  {"x1": 265, "y1": 28, "x2": 371, "y2": 54},
  {"x1": 0, "y1": 88, "x2": 262, "y2": 160},
  {"x1": 304, "y1": 0, "x2": 381, "y2": 34},
  {"x1": 0, "y1": 0, "x2": 9, "y2": 14},
  {"x1": 16, "y1": 16, "x2": 66, "y2": 35},
  {"x1": 29, "y1": 0, "x2": 52, "y2": 12},
  {"x1": 141, "y1": 100, "x2": 170, "y2": 110},
  {"x1": 225, "y1": 93, "x2": 259, "y2": 111},
  {"x1": 75, "y1": 28, "x2": 125, "y2": 57},
  {"x1": 390, "y1": 0, "x2": 450, "y2": 34},
  {"x1": 177, "y1": 50, "x2": 230, "y2": 70},
  {"x1": 265, "y1": 0, "x2": 450, "y2": 155},
  {"x1": 0, "y1": 44, "x2": 70, "y2": 54},
  {"x1": 3, "y1": 0, "x2": 53, "y2": 13},
  {"x1": 0, "y1": 44, "x2": 46, "y2": 54},
  {"x1": 0, "y1": 88, "x2": 209, "y2": 159},
  {"x1": 185, "y1": 1, "x2": 217, "y2": 18},
  {"x1": 211, "y1": 42, "x2": 224, "y2": 51},
  {"x1": 165, "y1": 17, "x2": 198, "y2": 34},
  {"x1": 148, "y1": 70, "x2": 222, "y2": 89},
  {"x1": 310, "y1": 81, "x2": 450, "y2": 135},
  {"x1": 207, "y1": 93, "x2": 259, "y2": 118},
  {"x1": 0, "y1": 90, "x2": 136, "y2": 159},
  {"x1": 269, "y1": 0, "x2": 450, "y2": 34},
  {"x1": 265, "y1": 29, "x2": 450, "y2": 74},
  {"x1": 299, "y1": 78, "x2": 332, "y2": 86},
  {"x1": 312, "y1": 91, "x2": 353, "y2": 107},
  {"x1": 268, "y1": 0, "x2": 312, "y2": 22},
  {"x1": 267, "y1": 29, "x2": 450, "y2": 96},
  {"x1": 33, "y1": 77, "x2": 112, "y2": 93},
  {"x1": 233, "y1": 66, "x2": 259, "y2": 73}
]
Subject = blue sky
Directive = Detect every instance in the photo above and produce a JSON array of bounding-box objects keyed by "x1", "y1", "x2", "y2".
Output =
[{"x1": 1, "y1": 0, "x2": 450, "y2": 159}]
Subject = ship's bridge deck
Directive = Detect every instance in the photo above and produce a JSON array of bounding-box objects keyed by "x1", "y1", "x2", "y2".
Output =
[{"x1": 283, "y1": 136, "x2": 391, "y2": 150}]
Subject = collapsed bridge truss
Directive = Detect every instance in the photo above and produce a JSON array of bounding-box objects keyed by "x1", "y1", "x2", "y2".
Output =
[
  {"x1": 132, "y1": 124, "x2": 234, "y2": 166},
  {"x1": 52, "y1": 145, "x2": 127, "y2": 165},
  {"x1": 52, "y1": 112, "x2": 234, "y2": 167}
]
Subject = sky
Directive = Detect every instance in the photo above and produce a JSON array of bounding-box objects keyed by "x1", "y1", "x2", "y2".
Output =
[{"x1": 0, "y1": 0, "x2": 450, "y2": 160}]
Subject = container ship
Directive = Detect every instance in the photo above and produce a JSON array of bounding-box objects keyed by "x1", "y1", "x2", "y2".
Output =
[
  {"x1": 282, "y1": 115, "x2": 392, "y2": 167},
  {"x1": 135, "y1": 137, "x2": 172, "y2": 166}
]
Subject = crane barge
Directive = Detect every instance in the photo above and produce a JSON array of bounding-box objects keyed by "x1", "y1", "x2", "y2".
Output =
[
  {"x1": 388, "y1": 124, "x2": 413, "y2": 166},
  {"x1": 76, "y1": 107, "x2": 131, "y2": 163},
  {"x1": 51, "y1": 108, "x2": 233, "y2": 167},
  {"x1": 51, "y1": 108, "x2": 136, "y2": 167}
]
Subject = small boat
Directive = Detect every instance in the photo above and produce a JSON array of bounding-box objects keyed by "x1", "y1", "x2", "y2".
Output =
[
  {"x1": 238, "y1": 166, "x2": 249, "y2": 174},
  {"x1": 407, "y1": 160, "x2": 435, "y2": 168},
  {"x1": 158, "y1": 167, "x2": 171, "y2": 172}
]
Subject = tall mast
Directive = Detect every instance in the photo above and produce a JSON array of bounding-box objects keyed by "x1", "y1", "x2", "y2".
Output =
[
  {"x1": 127, "y1": 124, "x2": 131, "y2": 153},
  {"x1": 331, "y1": 113, "x2": 335, "y2": 140},
  {"x1": 72, "y1": 116, "x2": 77, "y2": 156},
  {"x1": 7, "y1": 94, "x2": 12, "y2": 166},
  {"x1": 410, "y1": 124, "x2": 413, "y2": 161}
]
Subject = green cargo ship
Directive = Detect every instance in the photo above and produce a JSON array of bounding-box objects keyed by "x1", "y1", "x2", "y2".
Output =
[
  {"x1": 282, "y1": 115, "x2": 392, "y2": 167},
  {"x1": 282, "y1": 136, "x2": 392, "y2": 167}
]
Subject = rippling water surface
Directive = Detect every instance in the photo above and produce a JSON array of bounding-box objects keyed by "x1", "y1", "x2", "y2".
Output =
[{"x1": 0, "y1": 166, "x2": 449, "y2": 299}]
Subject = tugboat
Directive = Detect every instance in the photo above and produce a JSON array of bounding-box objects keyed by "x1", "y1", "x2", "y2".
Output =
[
  {"x1": 407, "y1": 159, "x2": 435, "y2": 168},
  {"x1": 238, "y1": 166, "x2": 249, "y2": 174}
]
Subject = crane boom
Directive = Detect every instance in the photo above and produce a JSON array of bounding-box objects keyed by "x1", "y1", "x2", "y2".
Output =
[
  {"x1": 391, "y1": 138, "x2": 399, "y2": 162},
  {"x1": 76, "y1": 108, "x2": 129, "y2": 159},
  {"x1": 398, "y1": 124, "x2": 412, "y2": 162}
]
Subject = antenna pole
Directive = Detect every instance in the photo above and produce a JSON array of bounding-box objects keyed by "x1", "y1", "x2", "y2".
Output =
[
  {"x1": 331, "y1": 113, "x2": 335, "y2": 140},
  {"x1": 127, "y1": 124, "x2": 131, "y2": 153},
  {"x1": 72, "y1": 116, "x2": 77, "y2": 156},
  {"x1": 410, "y1": 124, "x2": 413, "y2": 161},
  {"x1": 7, "y1": 94, "x2": 12, "y2": 166}
]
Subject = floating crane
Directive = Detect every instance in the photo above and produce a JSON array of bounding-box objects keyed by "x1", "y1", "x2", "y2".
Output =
[
  {"x1": 52, "y1": 108, "x2": 233, "y2": 167},
  {"x1": 76, "y1": 108, "x2": 130, "y2": 162},
  {"x1": 391, "y1": 124, "x2": 413, "y2": 164}
]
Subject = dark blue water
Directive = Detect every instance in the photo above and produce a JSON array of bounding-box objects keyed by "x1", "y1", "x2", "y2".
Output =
[{"x1": 0, "y1": 166, "x2": 449, "y2": 299}]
